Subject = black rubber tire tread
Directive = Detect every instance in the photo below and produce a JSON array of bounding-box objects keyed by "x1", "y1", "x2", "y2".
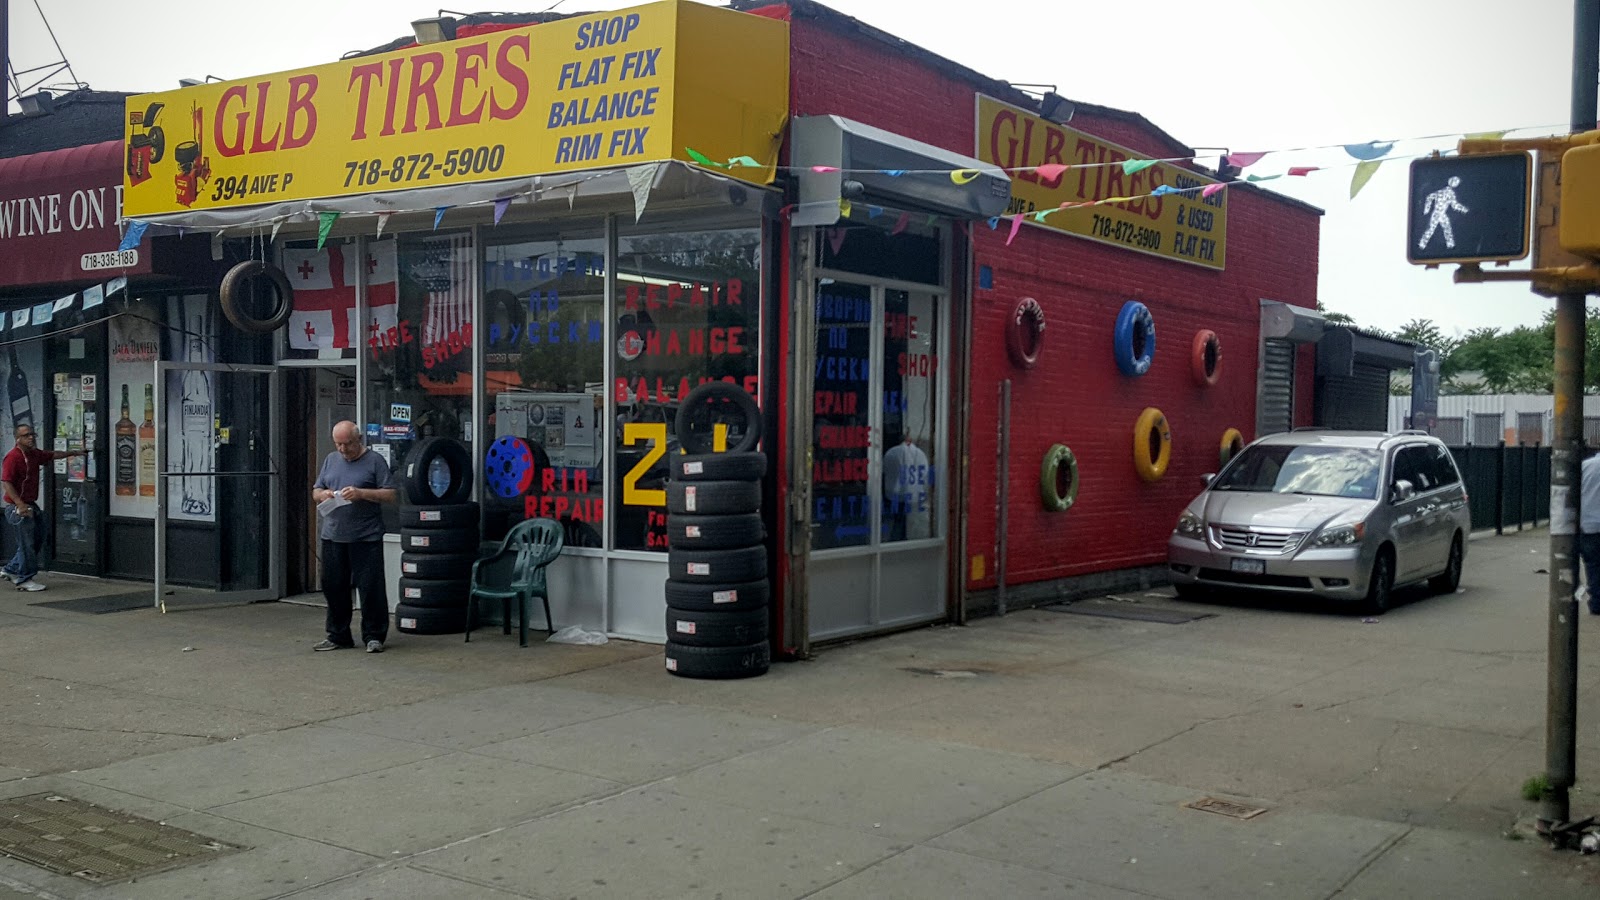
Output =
[
  {"x1": 671, "y1": 451, "x2": 767, "y2": 482},
  {"x1": 664, "y1": 640, "x2": 770, "y2": 679},
  {"x1": 399, "y1": 552, "x2": 476, "y2": 579},
  {"x1": 398, "y1": 502, "x2": 480, "y2": 530},
  {"x1": 665, "y1": 606, "x2": 769, "y2": 648},
  {"x1": 662, "y1": 578, "x2": 770, "y2": 612},
  {"x1": 397, "y1": 577, "x2": 470, "y2": 609},
  {"x1": 666, "y1": 480, "x2": 761, "y2": 515},
  {"x1": 395, "y1": 603, "x2": 468, "y2": 635},
  {"x1": 219, "y1": 260, "x2": 294, "y2": 334},
  {"x1": 667, "y1": 514, "x2": 765, "y2": 550},
  {"x1": 675, "y1": 382, "x2": 762, "y2": 455},
  {"x1": 400, "y1": 437, "x2": 475, "y2": 506},
  {"x1": 400, "y1": 527, "x2": 478, "y2": 555},
  {"x1": 668, "y1": 545, "x2": 767, "y2": 583}
]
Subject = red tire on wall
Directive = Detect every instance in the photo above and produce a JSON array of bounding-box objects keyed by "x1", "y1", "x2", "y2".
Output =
[{"x1": 1191, "y1": 329, "x2": 1221, "y2": 386}]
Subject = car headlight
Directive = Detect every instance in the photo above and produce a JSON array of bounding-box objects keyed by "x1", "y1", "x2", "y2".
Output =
[
  {"x1": 1175, "y1": 510, "x2": 1204, "y2": 537},
  {"x1": 1313, "y1": 522, "x2": 1366, "y2": 547}
]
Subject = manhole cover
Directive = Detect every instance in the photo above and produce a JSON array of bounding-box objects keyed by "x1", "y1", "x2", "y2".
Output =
[
  {"x1": 0, "y1": 794, "x2": 244, "y2": 883},
  {"x1": 1181, "y1": 796, "x2": 1268, "y2": 820}
]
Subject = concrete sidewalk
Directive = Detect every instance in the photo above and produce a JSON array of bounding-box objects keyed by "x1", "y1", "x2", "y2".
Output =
[{"x1": 0, "y1": 530, "x2": 1597, "y2": 898}]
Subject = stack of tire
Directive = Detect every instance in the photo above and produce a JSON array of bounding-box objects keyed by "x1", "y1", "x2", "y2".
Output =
[
  {"x1": 663, "y1": 382, "x2": 770, "y2": 679},
  {"x1": 393, "y1": 437, "x2": 478, "y2": 636}
]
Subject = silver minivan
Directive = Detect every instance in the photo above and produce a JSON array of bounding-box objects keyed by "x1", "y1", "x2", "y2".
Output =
[{"x1": 1166, "y1": 430, "x2": 1470, "y2": 613}]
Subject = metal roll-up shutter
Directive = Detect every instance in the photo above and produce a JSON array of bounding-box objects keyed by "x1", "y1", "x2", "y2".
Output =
[
  {"x1": 1257, "y1": 339, "x2": 1296, "y2": 436},
  {"x1": 1317, "y1": 363, "x2": 1391, "y2": 431},
  {"x1": 1472, "y1": 412, "x2": 1503, "y2": 445}
]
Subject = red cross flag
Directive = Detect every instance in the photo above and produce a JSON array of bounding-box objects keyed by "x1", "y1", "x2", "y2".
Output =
[{"x1": 283, "y1": 243, "x2": 398, "y2": 350}]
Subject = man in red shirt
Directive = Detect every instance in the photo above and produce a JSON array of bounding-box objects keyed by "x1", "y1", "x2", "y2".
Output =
[{"x1": 2, "y1": 425, "x2": 84, "y2": 591}]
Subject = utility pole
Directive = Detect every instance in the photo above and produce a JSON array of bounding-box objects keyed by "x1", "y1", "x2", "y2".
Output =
[{"x1": 1543, "y1": 0, "x2": 1599, "y2": 828}]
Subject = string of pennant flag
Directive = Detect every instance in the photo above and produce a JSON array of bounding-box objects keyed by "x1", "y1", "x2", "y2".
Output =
[{"x1": 113, "y1": 121, "x2": 1569, "y2": 254}]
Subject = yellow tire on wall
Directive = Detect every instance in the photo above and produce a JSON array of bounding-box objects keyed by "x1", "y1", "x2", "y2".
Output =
[
  {"x1": 1219, "y1": 427, "x2": 1245, "y2": 467},
  {"x1": 1039, "y1": 443, "x2": 1079, "y2": 512},
  {"x1": 1133, "y1": 407, "x2": 1171, "y2": 483}
]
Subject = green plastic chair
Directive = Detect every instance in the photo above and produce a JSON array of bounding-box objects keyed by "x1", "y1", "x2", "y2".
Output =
[{"x1": 466, "y1": 518, "x2": 564, "y2": 647}]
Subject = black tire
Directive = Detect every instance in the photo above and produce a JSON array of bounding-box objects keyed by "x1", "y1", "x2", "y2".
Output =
[
  {"x1": 400, "y1": 527, "x2": 477, "y2": 555},
  {"x1": 668, "y1": 514, "x2": 764, "y2": 550},
  {"x1": 395, "y1": 603, "x2": 468, "y2": 635},
  {"x1": 398, "y1": 577, "x2": 470, "y2": 609},
  {"x1": 400, "y1": 437, "x2": 474, "y2": 506},
  {"x1": 675, "y1": 382, "x2": 762, "y2": 455},
  {"x1": 399, "y1": 552, "x2": 476, "y2": 579},
  {"x1": 219, "y1": 260, "x2": 294, "y2": 334},
  {"x1": 1429, "y1": 534, "x2": 1464, "y2": 594},
  {"x1": 666, "y1": 480, "x2": 761, "y2": 515},
  {"x1": 398, "y1": 503, "x2": 480, "y2": 530},
  {"x1": 1361, "y1": 549, "x2": 1395, "y2": 615},
  {"x1": 668, "y1": 545, "x2": 767, "y2": 583},
  {"x1": 671, "y1": 451, "x2": 767, "y2": 482},
  {"x1": 665, "y1": 640, "x2": 770, "y2": 679},
  {"x1": 663, "y1": 578, "x2": 770, "y2": 612},
  {"x1": 666, "y1": 606, "x2": 769, "y2": 647}
]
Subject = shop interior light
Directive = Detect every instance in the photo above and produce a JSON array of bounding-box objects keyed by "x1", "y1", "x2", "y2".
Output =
[{"x1": 411, "y1": 16, "x2": 458, "y2": 43}]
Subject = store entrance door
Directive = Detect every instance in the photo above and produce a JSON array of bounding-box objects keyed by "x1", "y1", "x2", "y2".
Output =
[
  {"x1": 800, "y1": 276, "x2": 949, "y2": 642},
  {"x1": 282, "y1": 366, "x2": 358, "y2": 595},
  {"x1": 154, "y1": 362, "x2": 281, "y2": 606}
]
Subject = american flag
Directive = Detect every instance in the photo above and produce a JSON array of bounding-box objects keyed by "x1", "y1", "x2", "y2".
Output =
[
  {"x1": 283, "y1": 242, "x2": 398, "y2": 350},
  {"x1": 417, "y1": 234, "x2": 473, "y2": 351}
]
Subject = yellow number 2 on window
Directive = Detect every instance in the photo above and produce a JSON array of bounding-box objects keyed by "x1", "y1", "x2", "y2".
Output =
[{"x1": 622, "y1": 422, "x2": 668, "y2": 507}]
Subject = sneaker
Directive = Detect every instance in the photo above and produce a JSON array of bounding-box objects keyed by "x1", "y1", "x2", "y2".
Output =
[
  {"x1": 15, "y1": 581, "x2": 45, "y2": 592},
  {"x1": 312, "y1": 639, "x2": 351, "y2": 651},
  {"x1": 365, "y1": 640, "x2": 385, "y2": 653}
]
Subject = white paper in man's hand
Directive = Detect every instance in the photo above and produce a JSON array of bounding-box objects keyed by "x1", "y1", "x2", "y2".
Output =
[{"x1": 316, "y1": 493, "x2": 351, "y2": 517}]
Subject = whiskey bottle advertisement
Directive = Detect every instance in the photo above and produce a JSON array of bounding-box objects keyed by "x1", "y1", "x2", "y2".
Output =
[
  {"x1": 7, "y1": 345, "x2": 32, "y2": 430},
  {"x1": 138, "y1": 383, "x2": 156, "y2": 497},
  {"x1": 115, "y1": 384, "x2": 136, "y2": 496}
]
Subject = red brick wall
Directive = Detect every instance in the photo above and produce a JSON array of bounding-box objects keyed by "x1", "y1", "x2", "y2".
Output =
[{"x1": 787, "y1": 10, "x2": 1321, "y2": 590}]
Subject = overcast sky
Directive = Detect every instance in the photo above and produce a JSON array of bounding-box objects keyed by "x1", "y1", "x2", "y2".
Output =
[{"x1": 5, "y1": 0, "x2": 1579, "y2": 335}]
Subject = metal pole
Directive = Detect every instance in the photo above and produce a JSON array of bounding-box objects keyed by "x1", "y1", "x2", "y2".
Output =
[
  {"x1": 995, "y1": 379, "x2": 1010, "y2": 617},
  {"x1": 1544, "y1": 0, "x2": 1599, "y2": 827}
]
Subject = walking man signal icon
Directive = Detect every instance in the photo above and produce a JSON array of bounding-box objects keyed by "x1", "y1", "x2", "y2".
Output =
[
  {"x1": 1418, "y1": 176, "x2": 1468, "y2": 250},
  {"x1": 1406, "y1": 153, "x2": 1531, "y2": 265}
]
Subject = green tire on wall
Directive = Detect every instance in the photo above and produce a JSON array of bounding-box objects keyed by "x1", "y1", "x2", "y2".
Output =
[{"x1": 1040, "y1": 443, "x2": 1079, "y2": 512}]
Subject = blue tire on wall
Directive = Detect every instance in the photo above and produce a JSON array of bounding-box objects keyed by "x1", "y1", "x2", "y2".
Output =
[{"x1": 1113, "y1": 300, "x2": 1156, "y2": 377}]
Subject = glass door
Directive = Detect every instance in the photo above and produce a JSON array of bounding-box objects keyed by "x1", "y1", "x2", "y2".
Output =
[
  {"x1": 806, "y1": 278, "x2": 947, "y2": 641},
  {"x1": 154, "y1": 362, "x2": 281, "y2": 608}
]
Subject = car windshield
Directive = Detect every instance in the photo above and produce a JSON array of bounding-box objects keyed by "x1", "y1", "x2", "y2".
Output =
[{"x1": 1212, "y1": 444, "x2": 1383, "y2": 499}]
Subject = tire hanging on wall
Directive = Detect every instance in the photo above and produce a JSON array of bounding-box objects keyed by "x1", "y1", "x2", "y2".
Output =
[
  {"x1": 1113, "y1": 300, "x2": 1156, "y2": 377},
  {"x1": 674, "y1": 381, "x2": 762, "y2": 454},
  {"x1": 1219, "y1": 427, "x2": 1245, "y2": 467},
  {"x1": 1133, "y1": 407, "x2": 1172, "y2": 483},
  {"x1": 1190, "y1": 329, "x2": 1221, "y2": 386},
  {"x1": 219, "y1": 260, "x2": 294, "y2": 334},
  {"x1": 1005, "y1": 297, "x2": 1046, "y2": 369},
  {"x1": 1039, "y1": 443, "x2": 1079, "y2": 512}
]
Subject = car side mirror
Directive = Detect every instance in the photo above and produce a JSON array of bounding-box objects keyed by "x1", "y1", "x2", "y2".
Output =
[
  {"x1": 1390, "y1": 479, "x2": 1415, "y2": 503},
  {"x1": 1200, "y1": 473, "x2": 1215, "y2": 488}
]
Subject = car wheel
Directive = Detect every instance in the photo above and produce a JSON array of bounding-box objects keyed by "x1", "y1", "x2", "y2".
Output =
[
  {"x1": 1429, "y1": 535, "x2": 1464, "y2": 594},
  {"x1": 1173, "y1": 583, "x2": 1210, "y2": 601},
  {"x1": 1362, "y1": 550, "x2": 1395, "y2": 615}
]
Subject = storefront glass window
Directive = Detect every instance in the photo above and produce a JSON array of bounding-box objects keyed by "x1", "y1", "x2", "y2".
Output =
[
  {"x1": 365, "y1": 233, "x2": 473, "y2": 531},
  {"x1": 881, "y1": 289, "x2": 938, "y2": 542},
  {"x1": 479, "y1": 222, "x2": 607, "y2": 547},
  {"x1": 810, "y1": 281, "x2": 872, "y2": 550},
  {"x1": 613, "y1": 214, "x2": 762, "y2": 552}
]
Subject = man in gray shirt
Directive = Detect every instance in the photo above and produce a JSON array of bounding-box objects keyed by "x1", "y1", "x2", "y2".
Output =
[{"x1": 312, "y1": 421, "x2": 397, "y2": 652}]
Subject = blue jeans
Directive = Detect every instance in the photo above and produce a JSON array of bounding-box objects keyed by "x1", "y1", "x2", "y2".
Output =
[
  {"x1": 4, "y1": 503, "x2": 43, "y2": 583},
  {"x1": 1580, "y1": 532, "x2": 1600, "y2": 614}
]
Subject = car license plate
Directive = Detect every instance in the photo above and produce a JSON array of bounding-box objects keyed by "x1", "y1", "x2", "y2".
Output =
[{"x1": 1230, "y1": 557, "x2": 1265, "y2": 575}]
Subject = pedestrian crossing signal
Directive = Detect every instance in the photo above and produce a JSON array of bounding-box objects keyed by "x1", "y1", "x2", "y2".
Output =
[{"x1": 1406, "y1": 152, "x2": 1531, "y2": 265}]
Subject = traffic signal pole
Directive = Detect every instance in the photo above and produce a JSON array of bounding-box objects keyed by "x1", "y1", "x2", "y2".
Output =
[{"x1": 1543, "y1": 0, "x2": 1599, "y2": 829}]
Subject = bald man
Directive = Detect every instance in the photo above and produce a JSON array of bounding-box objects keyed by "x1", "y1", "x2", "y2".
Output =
[{"x1": 311, "y1": 421, "x2": 396, "y2": 652}]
